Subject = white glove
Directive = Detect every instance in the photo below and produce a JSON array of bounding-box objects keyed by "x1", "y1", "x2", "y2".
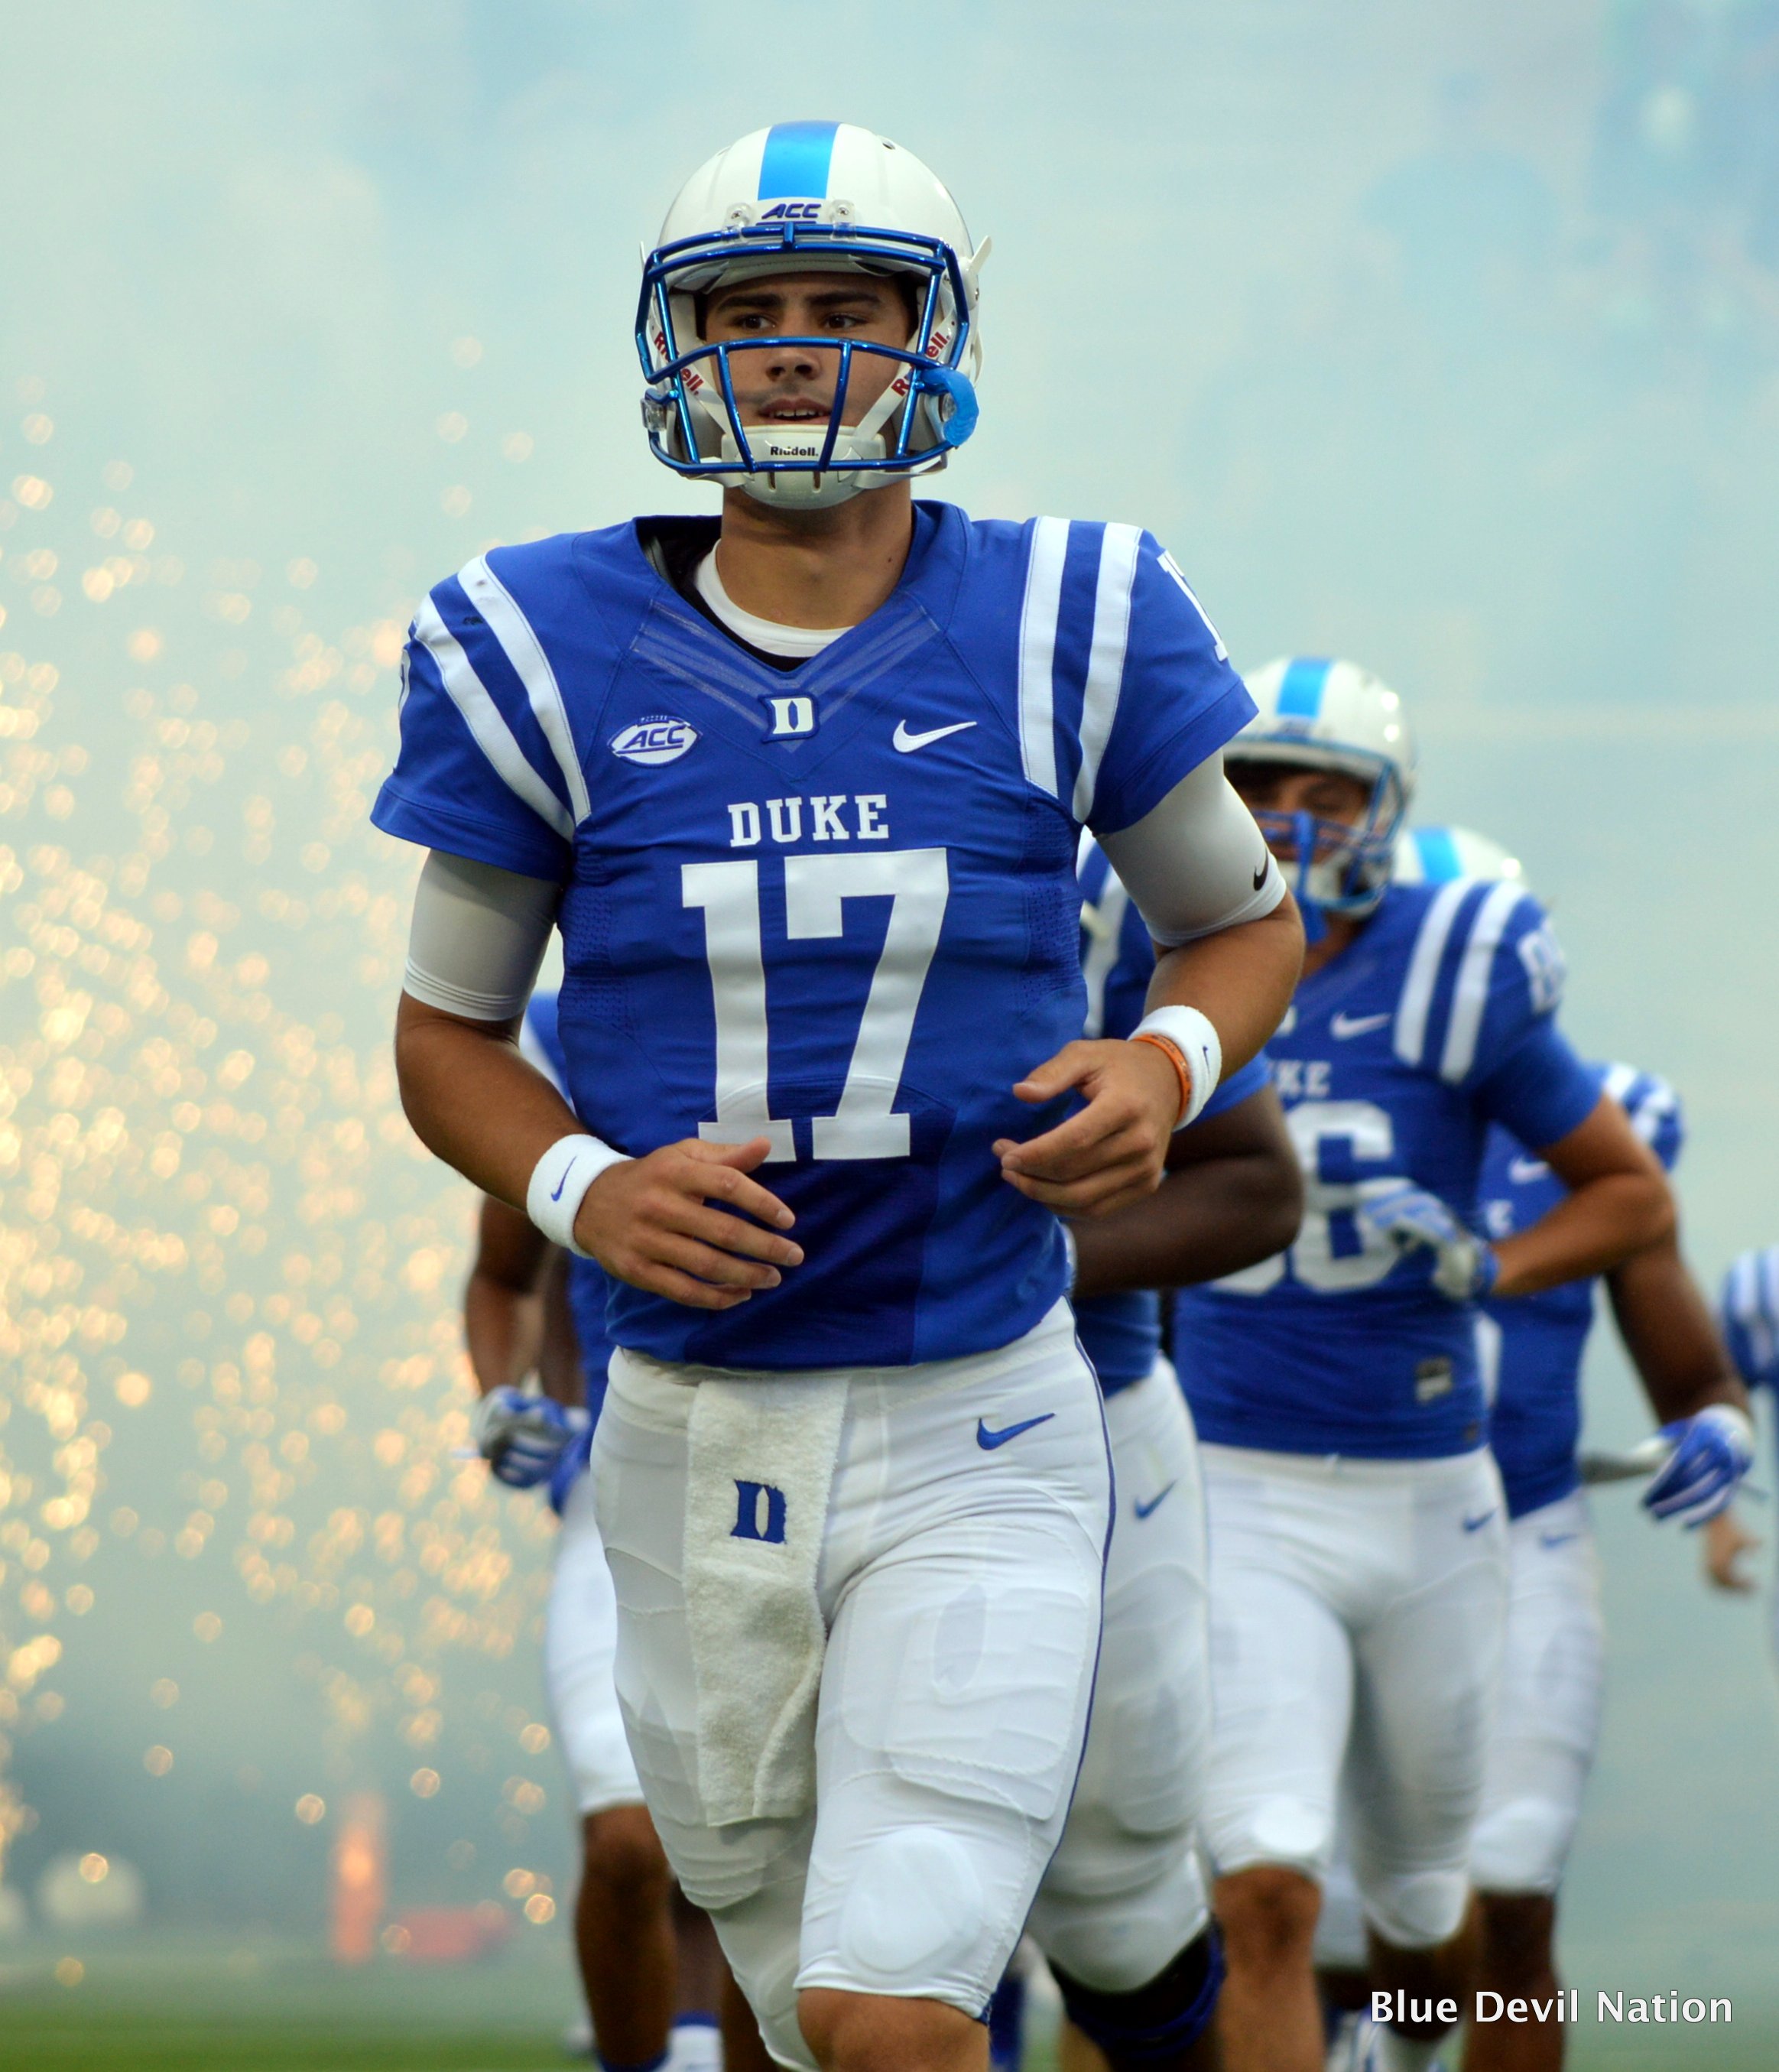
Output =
[
  {"x1": 1356, "y1": 1183, "x2": 1499, "y2": 1303},
  {"x1": 471, "y1": 1386, "x2": 589, "y2": 1492}
]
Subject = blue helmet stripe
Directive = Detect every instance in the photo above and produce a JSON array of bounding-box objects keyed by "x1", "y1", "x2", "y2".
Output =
[
  {"x1": 1275, "y1": 657, "x2": 1333, "y2": 718},
  {"x1": 757, "y1": 121, "x2": 840, "y2": 200},
  {"x1": 1414, "y1": 827, "x2": 1462, "y2": 882}
]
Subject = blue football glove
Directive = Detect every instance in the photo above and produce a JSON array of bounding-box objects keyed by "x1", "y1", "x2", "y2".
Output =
[
  {"x1": 471, "y1": 1386, "x2": 589, "y2": 1492},
  {"x1": 1356, "y1": 1183, "x2": 1499, "y2": 1303},
  {"x1": 547, "y1": 1420, "x2": 596, "y2": 1516},
  {"x1": 1641, "y1": 1405, "x2": 1755, "y2": 1528}
]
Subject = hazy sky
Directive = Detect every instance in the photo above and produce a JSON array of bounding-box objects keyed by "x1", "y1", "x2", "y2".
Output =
[{"x1": 3, "y1": 0, "x2": 1777, "y2": 1999}]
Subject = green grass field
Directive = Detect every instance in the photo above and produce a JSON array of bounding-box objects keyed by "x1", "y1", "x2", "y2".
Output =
[{"x1": 4, "y1": 1935, "x2": 1777, "y2": 2072}]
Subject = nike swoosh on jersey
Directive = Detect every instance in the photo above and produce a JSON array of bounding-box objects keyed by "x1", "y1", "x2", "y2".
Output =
[
  {"x1": 1462, "y1": 1509, "x2": 1498, "y2": 1533},
  {"x1": 1539, "y1": 1531, "x2": 1581, "y2": 1549},
  {"x1": 1330, "y1": 1011, "x2": 1391, "y2": 1039},
  {"x1": 893, "y1": 719, "x2": 977, "y2": 753},
  {"x1": 1508, "y1": 1155, "x2": 1551, "y2": 1184},
  {"x1": 1133, "y1": 1481, "x2": 1178, "y2": 1519},
  {"x1": 1251, "y1": 855, "x2": 1270, "y2": 891},
  {"x1": 976, "y1": 1412, "x2": 1055, "y2": 1450}
]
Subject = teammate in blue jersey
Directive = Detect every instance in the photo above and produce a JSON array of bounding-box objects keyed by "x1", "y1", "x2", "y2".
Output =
[
  {"x1": 465, "y1": 995, "x2": 731, "y2": 2072},
  {"x1": 1167, "y1": 662, "x2": 1672, "y2": 2072},
  {"x1": 1304, "y1": 831, "x2": 1753, "y2": 2072},
  {"x1": 1712, "y1": 1247, "x2": 1779, "y2": 1602},
  {"x1": 376, "y1": 122, "x2": 1303, "y2": 2072},
  {"x1": 1016, "y1": 844, "x2": 1300, "y2": 2069}
]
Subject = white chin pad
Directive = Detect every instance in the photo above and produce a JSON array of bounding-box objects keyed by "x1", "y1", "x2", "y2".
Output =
[{"x1": 720, "y1": 424, "x2": 891, "y2": 509}]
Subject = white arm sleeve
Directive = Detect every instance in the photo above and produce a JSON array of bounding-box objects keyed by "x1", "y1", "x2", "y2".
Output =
[
  {"x1": 403, "y1": 851, "x2": 560, "y2": 1022},
  {"x1": 1096, "y1": 752, "x2": 1287, "y2": 948}
]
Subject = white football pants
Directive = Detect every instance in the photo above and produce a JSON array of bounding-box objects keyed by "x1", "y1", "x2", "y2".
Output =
[
  {"x1": 1200, "y1": 1443, "x2": 1509, "y2": 1949},
  {"x1": 1469, "y1": 1490, "x2": 1604, "y2": 1896},
  {"x1": 546, "y1": 1466, "x2": 646, "y2": 1816},
  {"x1": 592, "y1": 1304, "x2": 1111, "y2": 2072},
  {"x1": 1029, "y1": 1357, "x2": 1213, "y2": 1988}
]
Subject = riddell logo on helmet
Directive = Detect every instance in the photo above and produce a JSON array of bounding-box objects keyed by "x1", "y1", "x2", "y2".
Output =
[{"x1": 759, "y1": 201, "x2": 821, "y2": 220}]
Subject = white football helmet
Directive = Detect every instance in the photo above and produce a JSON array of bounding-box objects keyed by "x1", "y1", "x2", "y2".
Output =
[
  {"x1": 1394, "y1": 825, "x2": 1524, "y2": 885},
  {"x1": 638, "y1": 122, "x2": 987, "y2": 508},
  {"x1": 1229, "y1": 657, "x2": 1417, "y2": 930}
]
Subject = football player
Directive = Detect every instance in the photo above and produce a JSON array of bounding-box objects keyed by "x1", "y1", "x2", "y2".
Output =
[
  {"x1": 1711, "y1": 1247, "x2": 1779, "y2": 1598},
  {"x1": 375, "y1": 122, "x2": 1303, "y2": 2072},
  {"x1": 1316, "y1": 830, "x2": 1754, "y2": 2072},
  {"x1": 465, "y1": 992, "x2": 734, "y2": 2072},
  {"x1": 1021, "y1": 843, "x2": 1303, "y2": 2072},
  {"x1": 1167, "y1": 662, "x2": 1673, "y2": 2072}
]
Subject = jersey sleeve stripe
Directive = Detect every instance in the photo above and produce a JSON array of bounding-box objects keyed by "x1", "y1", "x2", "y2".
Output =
[
  {"x1": 1018, "y1": 516, "x2": 1070, "y2": 797},
  {"x1": 1439, "y1": 881, "x2": 1529, "y2": 1083},
  {"x1": 460, "y1": 556, "x2": 592, "y2": 825},
  {"x1": 412, "y1": 597, "x2": 576, "y2": 841},
  {"x1": 1070, "y1": 521, "x2": 1141, "y2": 823},
  {"x1": 1392, "y1": 879, "x2": 1469, "y2": 1068}
]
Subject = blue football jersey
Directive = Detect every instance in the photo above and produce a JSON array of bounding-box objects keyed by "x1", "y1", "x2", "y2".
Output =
[
  {"x1": 1478, "y1": 1063, "x2": 1682, "y2": 1518},
  {"x1": 1073, "y1": 840, "x2": 1271, "y2": 1395},
  {"x1": 519, "y1": 992, "x2": 612, "y2": 1419},
  {"x1": 1722, "y1": 1244, "x2": 1779, "y2": 1398},
  {"x1": 377, "y1": 502, "x2": 1253, "y2": 1369},
  {"x1": 1172, "y1": 878, "x2": 1599, "y2": 1459}
]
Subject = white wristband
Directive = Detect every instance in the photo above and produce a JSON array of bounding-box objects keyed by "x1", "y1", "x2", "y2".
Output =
[
  {"x1": 526, "y1": 1133, "x2": 628, "y2": 1257},
  {"x1": 1131, "y1": 1006, "x2": 1222, "y2": 1130}
]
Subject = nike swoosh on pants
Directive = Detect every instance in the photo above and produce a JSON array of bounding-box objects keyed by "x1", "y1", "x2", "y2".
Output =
[{"x1": 976, "y1": 1412, "x2": 1055, "y2": 1451}]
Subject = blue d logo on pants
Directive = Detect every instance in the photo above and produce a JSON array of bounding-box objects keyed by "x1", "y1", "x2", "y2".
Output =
[{"x1": 732, "y1": 1480, "x2": 788, "y2": 1544}]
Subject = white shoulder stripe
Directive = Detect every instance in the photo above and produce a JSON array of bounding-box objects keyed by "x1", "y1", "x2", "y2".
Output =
[
  {"x1": 458, "y1": 556, "x2": 591, "y2": 826},
  {"x1": 1602, "y1": 1060, "x2": 1639, "y2": 1105},
  {"x1": 1440, "y1": 882, "x2": 1531, "y2": 1083},
  {"x1": 1393, "y1": 879, "x2": 1469, "y2": 1068},
  {"x1": 413, "y1": 598, "x2": 575, "y2": 842},
  {"x1": 1072, "y1": 522, "x2": 1141, "y2": 823},
  {"x1": 1018, "y1": 517, "x2": 1070, "y2": 797}
]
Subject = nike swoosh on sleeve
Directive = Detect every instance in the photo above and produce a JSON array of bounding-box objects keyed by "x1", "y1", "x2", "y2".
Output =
[{"x1": 893, "y1": 719, "x2": 978, "y2": 752}]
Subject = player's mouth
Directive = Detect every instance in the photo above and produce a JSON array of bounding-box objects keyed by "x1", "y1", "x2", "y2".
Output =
[{"x1": 758, "y1": 398, "x2": 833, "y2": 423}]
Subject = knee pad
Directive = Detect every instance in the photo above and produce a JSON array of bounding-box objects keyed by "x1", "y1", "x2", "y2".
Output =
[
  {"x1": 1362, "y1": 1868, "x2": 1468, "y2": 1950},
  {"x1": 1029, "y1": 1822, "x2": 1208, "y2": 1992},
  {"x1": 1050, "y1": 1927, "x2": 1224, "y2": 2066},
  {"x1": 1469, "y1": 1798, "x2": 1570, "y2": 1897},
  {"x1": 835, "y1": 1827, "x2": 987, "y2": 1989}
]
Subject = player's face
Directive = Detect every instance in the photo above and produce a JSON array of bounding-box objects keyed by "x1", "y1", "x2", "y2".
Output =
[
  {"x1": 1227, "y1": 761, "x2": 1372, "y2": 862},
  {"x1": 701, "y1": 271, "x2": 913, "y2": 430}
]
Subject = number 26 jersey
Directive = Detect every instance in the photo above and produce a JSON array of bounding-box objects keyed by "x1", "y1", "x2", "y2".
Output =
[
  {"x1": 375, "y1": 500, "x2": 1254, "y2": 1371},
  {"x1": 1172, "y1": 878, "x2": 1600, "y2": 1460}
]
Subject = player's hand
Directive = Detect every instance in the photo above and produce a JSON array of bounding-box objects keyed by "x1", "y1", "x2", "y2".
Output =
[
  {"x1": 1703, "y1": 1509, "x2": 1761, "y2": 1592},
  {"x1": 547, "y1": 1421, "x2": 595, "y2": 1516},
  {"x1": 1357, "y1": 1182, "x2": 1498, "y2": 1302},
  {"x1": 994, "y1": 1039, "x2": 1181, "y2": 1217},
  {"x1": 472, "y1": 1387, "x2": 590, "y2": 1491},
  {"x1": 574, "y1": 1136, "x2": 802, "y2": 1311},
  {"x1": 1643, "y1": 1405, "x2": 1755, "y2": 1528}
]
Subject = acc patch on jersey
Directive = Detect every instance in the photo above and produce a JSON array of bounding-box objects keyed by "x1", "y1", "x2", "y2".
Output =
[{"x1": 610, "y1": 715, "x2": 698, "y2": 765}]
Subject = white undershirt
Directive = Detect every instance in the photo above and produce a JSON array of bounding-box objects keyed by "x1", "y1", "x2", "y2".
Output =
[{"x1": 693, "y1": 550, "x2": 848, "y2": 659}]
